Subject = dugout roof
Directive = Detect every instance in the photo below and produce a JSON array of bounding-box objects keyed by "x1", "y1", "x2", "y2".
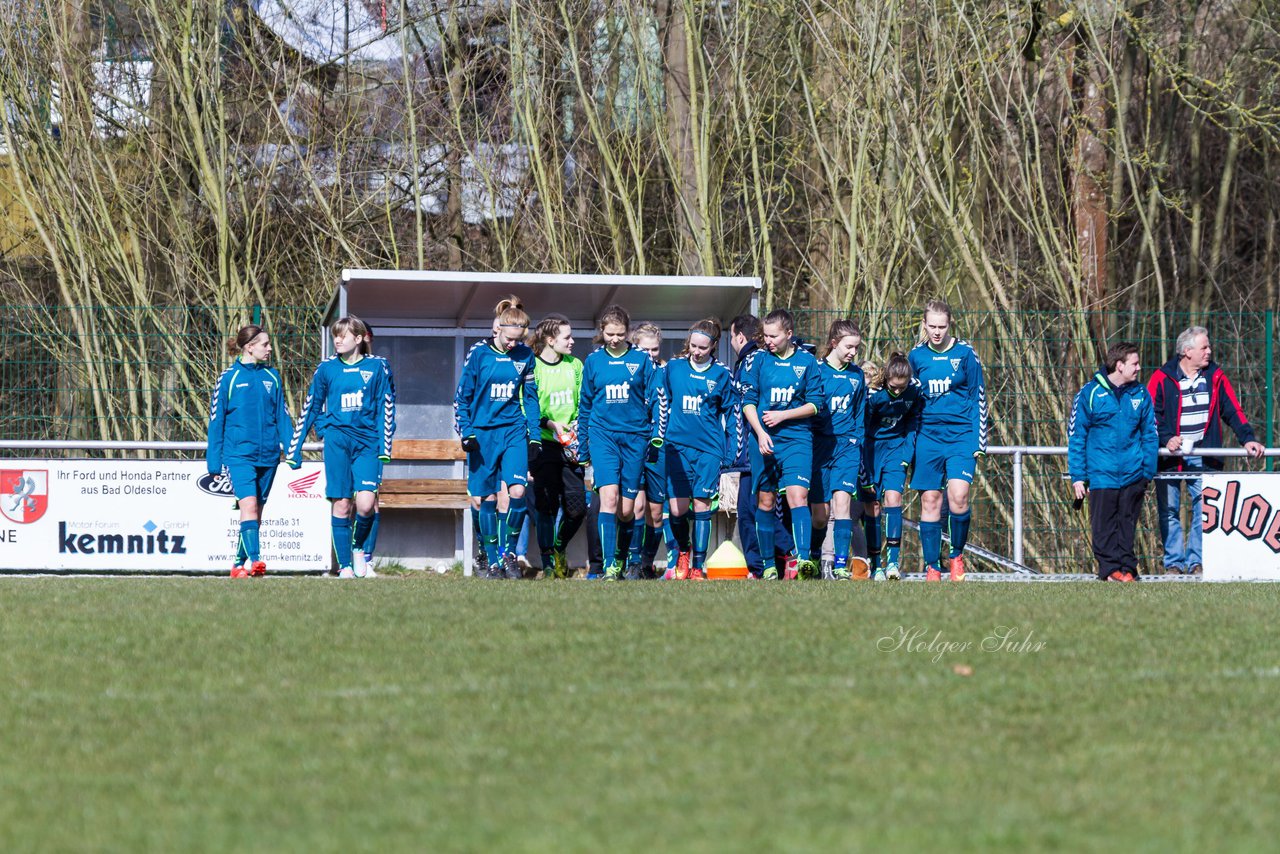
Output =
[{"x1": 324, "y1": 269, "x2": 761, "y2": 334}]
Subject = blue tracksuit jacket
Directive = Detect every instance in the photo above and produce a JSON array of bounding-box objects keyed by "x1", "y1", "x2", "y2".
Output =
[
  {"x1": 909, "y1": 338, "x2": 988, "y2": 452},
  {"x1": 578, "y1": 344, "x2": 667, "y2": 462},
  {"x1": 738, "y1": 346, "x2": 825, "y2": 443},
  {"x1": 813, "y1": 359, "x2": 866, "y2": 444},
  {"x1": 453, "y1": 341, "x2": 540, "y2": 441},
  {"x1": 288, "y1": 354, "x2": 396, "y2": 463},
  {"x1": 206, "y1": 360, "x2": 293, "y2": 473},
  {"x1": 664, "y1": 356, "x2": 738, "y2": 462},
  {"x1": 1068, "y1": 369, "x2": 1158, "y2": 489}
]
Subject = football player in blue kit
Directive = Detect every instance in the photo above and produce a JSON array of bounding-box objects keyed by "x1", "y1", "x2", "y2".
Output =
[
  {"x1": 740, "y1": 309, "x2": 826, "y2": 580},
  {"x1": 809, "y1": 320, "x2": 868, "y2": 580},
  {"x1": 663, "y1": 318, "x2": 737, "y2": 579},
  {"x1": 629, "y1": 323, "x2": 671, "y2": 579},
  {"x1": 863, "y1": 352, "x2": 924, "y2": 580},
  {"x1": 206, "y1": 324, "x2": 293, "y2": 578},
  {"x1": 288, "y1": 315, "x2": 397, "y2": 578},
  {"x1": 453, "y1": 296, "x2": 542, "y2": 580},
  {"x1": 578, "y1": 305, "x2": 668, "y2": 580},
  {"x1": 908, "y1": 299, "x2": 987, "y2": 581}
]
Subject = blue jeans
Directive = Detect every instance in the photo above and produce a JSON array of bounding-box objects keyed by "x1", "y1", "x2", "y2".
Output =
[{"x1": 1156, "y1": 456, "x2": 1203, "y2": 570}]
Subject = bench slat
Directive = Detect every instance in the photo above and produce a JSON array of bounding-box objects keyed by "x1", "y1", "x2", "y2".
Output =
[
  {"x1": 380, "y1": 478, "x2": 469, "y2": 495},
  {"x1": 391, "y1": 439, "x2": 465, "y2": 461}
]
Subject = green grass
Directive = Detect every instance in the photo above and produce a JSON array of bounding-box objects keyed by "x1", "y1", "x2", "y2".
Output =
[{"x1": 1, "y1": 577, "x2": 1278, "y2": 852}]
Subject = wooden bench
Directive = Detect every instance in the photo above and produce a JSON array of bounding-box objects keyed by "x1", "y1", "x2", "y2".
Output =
[{"x1": 379, "y1": 439, "x2": 469, "y2": 509}]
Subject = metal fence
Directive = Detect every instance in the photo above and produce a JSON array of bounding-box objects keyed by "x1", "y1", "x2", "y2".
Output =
[{"x1": 0, "y1": 304, "x2": 1273, "y2": 573}]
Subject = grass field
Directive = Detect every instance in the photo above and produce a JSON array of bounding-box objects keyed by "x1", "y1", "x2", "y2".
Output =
[{"x1": 1, "y1": 576, "x2": 1278, "y2": 852}]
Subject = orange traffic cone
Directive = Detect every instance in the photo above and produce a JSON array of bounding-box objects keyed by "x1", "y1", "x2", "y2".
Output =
[{"x1": 705, "y1": 541, "x2": 749, "y2": 579}]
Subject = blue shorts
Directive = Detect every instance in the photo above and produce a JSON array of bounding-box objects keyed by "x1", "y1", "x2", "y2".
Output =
[
  {"x1": 811, "y1": 435, "x2": 860, "y2": 502},
  {"x1": 590, "y1": 430, "x2": 646, "y2": 499},
  {"x1": 750, "y1": 432, "x2": 812, "y2": 493},
  {"x1": 225, "y1": 463, "x2": 278, "y2": 502},
  {"x1": 867, "y1": 436, "x2": 913, "y2": 495},
  {"x1": 466, "y1": 424, "x2": 529, "y2": 497},
  {"x1": 640, "y1": 448, "x2": 668, "y2": 504},
  {"x1": 324, "y1": 431, "x2": 384, "y2": 498},
  {"x1": 909, "y1": 431, "x2": 978, "y2": 491},
  {"x1": 666, "y1": 444, "x2": 722, "y2": 500}
]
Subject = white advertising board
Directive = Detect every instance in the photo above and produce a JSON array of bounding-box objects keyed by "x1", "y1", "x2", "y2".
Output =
[
  {"x1": 1201, "y1": 472, "x2": 1280, "y2": 581},
  {"x1": 0, "y1": 460, "x2": 330, "y2": 572}
]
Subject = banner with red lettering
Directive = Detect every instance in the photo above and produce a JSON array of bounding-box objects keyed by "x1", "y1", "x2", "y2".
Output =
[{"x1": 1201, "y1": 473, "x2": 1280, "y2": 580}]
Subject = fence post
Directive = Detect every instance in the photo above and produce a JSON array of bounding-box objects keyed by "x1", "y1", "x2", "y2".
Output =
[
  {"x1": 1266, "y1": 310, "x2": 1274, "y2": 457},
  {"x1": 252, "y1": 304, "x2": 262, "y2": 325},
  {"x1": 1012, "y1": 450, "x2": 1024, "y2": 566}
]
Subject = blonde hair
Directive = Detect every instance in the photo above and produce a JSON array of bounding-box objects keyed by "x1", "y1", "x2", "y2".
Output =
[
  {"x1": 821, "y1": 319, "x2": 861, "y2": 360},
  {"x1": 495, "y1": 295, "x2": 529, "y2": 329},
  {"x1": 631, "y1": 322, "x2": 663, "y2": 365},
  {"x1": 861, "y1": 360, "x2": 883, "y2": 391}
]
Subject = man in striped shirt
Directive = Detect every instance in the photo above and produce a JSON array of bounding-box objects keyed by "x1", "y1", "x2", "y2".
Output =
[{"x1": 1147, "y1": 327, "x2": 1265, "y2": 574}]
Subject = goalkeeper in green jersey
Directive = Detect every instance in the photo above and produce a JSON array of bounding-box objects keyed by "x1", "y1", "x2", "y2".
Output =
[{"x1": 529, "y1": 314, "x2": 586, "y2": 578}]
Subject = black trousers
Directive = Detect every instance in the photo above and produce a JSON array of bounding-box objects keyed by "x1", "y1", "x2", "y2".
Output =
[
  {"x1": 1088, "y1": 479, "x2": 1148, "y2": 579},
  {"x1": 531, "y1": 440, "x2": 588, "y2": 556}
]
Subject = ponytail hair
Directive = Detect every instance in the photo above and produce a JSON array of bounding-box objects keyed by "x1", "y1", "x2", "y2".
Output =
[
  {"x1": 594, "y1": 304, "x2": 631, "y2": 346},
  {"x1": 495, "y1": 295, "x2": 529, "y2": 329},
  {"x1": 884, "y1": 351, "x2": 913, "y2": 387},
  {"x1": 676, "y1": 317, "x2": 722, "y2": 360},
  {"x1": 917, "y1": 298, "x2": 952, "y2": 344},
  {"x1": 821, "y1": 318, "x2": 861, "y2": 360},
  {"x1": 227, "y1": 324, "x2": 266, "y2": 358},
  {"x1": 529, "y1": 313, "x2": 570, "y2": 351}
]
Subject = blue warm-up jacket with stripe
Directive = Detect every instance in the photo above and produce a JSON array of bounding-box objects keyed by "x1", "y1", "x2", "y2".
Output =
[
  {"x1": 1068, "y1": 369, "x2": 1157, "y2": 489},
  {"x1": 206, "y1": 360, "x2": 293, "y2": 473}
]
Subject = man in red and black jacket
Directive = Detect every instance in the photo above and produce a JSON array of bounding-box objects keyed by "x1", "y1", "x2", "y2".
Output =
[{"x1": 1146, "y1": 326, "x2": 1265, "y2": 574}]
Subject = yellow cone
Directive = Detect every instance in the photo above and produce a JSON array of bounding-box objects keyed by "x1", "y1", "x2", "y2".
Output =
[{"x1": 705, "y1": 540, "x2": 749, "y2": 579}]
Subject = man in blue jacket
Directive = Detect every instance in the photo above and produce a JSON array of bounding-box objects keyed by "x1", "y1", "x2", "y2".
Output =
[
  {"x1": 728, "y1": 315, "x2": 794, "y2": 577},
  {"x1": 1068, "y1": 342, "x2": 1158, "y2": 581}
]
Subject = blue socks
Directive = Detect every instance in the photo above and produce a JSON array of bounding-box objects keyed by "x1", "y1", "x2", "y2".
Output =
[
  {"x1": 948, "y1": 509, "x2": 972, "y2": 558},
  {"x1": 755, "y1": 506, "x2": 776, "y2": 573},
  {"x1": 239, "y1": 520, "x2": 260, "y2": 563},
  {"x1": 884, "y1": 506, "x2": 903, "y2": 566},
  {"x1": 331, "y1": 516, "x2": 353, "y2": 570},
  {"x1": 363, "y1": 512, "x2": 381, "y2": 560},
  {"x1": 692, "y1": 510, "x2": 713, "y2": 569},
  {"x1": 920, "y1": 519, "x2": 942, "y2": 568},
  {"x1": 832, "y1": 518, "x2": 852, "y2": 565},
  {"x1": 600, "y1": 515, "x2": 618, "y2": 570},
  {"x1": 479, "y1": 499, "x2": 499, "y2": 566},
  {"x1": 790, "y1": 505, "x2": 812, "y2": 561},
  {"x1": 505, "y1": 496, "x2": 528, "y2": 554},
  {"x1": 353, "y1": 513, "x2": 375, "y2": 553}
]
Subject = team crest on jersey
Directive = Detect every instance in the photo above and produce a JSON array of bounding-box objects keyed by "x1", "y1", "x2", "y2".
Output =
[
  {"x1": 792, "y1": 366, "x2": 806, "y2": 379},
  {"x1": 359, "y1": 370, "x2": 373, "y2": 383},
  {"x1": 950, "y1": 359, "x2": 961, "y2": 371},
  {"x1": 1131, "y1": 398, "x2": 1140, "y2": 410},
  {"x1": 626, "y1": 363, "x2": 639, "y2": 376},
  {"x1": 1, "y1": 469, "x2": 47, "y2": 524},
  {"x1": 707, "y1": 379, "x2": 717, "y2": 392},
  {"x1": 512, "y1": 361, "x2": 527, "y2": 373},
  {"x1": 262, "y1": 380, "x2": 274, "y2": 392}
]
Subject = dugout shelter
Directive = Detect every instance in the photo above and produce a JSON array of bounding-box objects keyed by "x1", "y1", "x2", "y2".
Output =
[{"x1": 322, "y1": 269, "x2": 761, "y2": 570}]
